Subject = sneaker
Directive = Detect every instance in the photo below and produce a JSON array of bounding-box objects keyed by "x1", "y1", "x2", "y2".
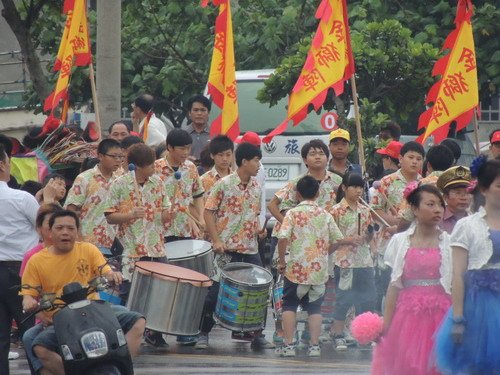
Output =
[
  {"x1": 195, "y1": 334, "x2": 209, "y2": 350},
  {"x1": 231, "y1": 331, "x2": 254, "y2": 342},
  {"x1": 8, "y1": 351, "x2": 19, "y2": 360},
  {"x1": 251, "y1": 334, "x2": 275, "y2": 349},
  {"x1": 334, "y1": 335, "x2": 347, "y2": 351},
  {"x1": 144, "y1": 331, "x2": 169, "y2": 348},
  {"x1": 280, "y1": 344, "x2": 296, "y2": 357},
  {"x1": 176, "y1": 335, "x2": 197, "y2": 345},
  {"x1": 272, "y1": 331, "x2": 284, "y2": 345},
  {"x1": 318, "y1": 331, "x2": 332, "y2": 344},
  {"x1": 308, "y1": 344, "x2": 321, "y2": 357}
]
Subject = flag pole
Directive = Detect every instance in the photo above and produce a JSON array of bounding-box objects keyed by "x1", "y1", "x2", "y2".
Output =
[
  {"x1": 88, "y1": 62, "x2": 102, "y2": 141},
  {"x1": 350, "y1": 75, "x2": 366, "y2": 175},
  {"x1": 471, "y1": 108, "x2": 481, "y2": 156}
]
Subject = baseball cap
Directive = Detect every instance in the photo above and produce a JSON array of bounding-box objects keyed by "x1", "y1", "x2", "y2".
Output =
[
  {"x1": 329, "y1": 128, "x2": 350, "y2": 142},
  {"x1": 235, "y1": 131, "x2": 261, "y2": 147},
  {"x1": 376, "y1": 141, "x2": 403, "y2": 159},
  {"x1": 490, "y1": 130, "x2": 500, "y2": 144}
]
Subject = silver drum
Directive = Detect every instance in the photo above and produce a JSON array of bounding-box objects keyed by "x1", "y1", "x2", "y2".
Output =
[
  {"x1": 127, "y1": 261, "x2": 212, "y2": 335},
  {"x1": 215, "y1": 262, "x2": 273, "y2": 332},
  {"x1": 166, "y1": 240, "x2": 214, "y2": 276}
]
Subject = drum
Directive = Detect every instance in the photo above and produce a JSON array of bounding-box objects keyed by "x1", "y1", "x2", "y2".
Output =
[
  {"x1": 126, "y1": 262, "x2": 212, "y2": 335},
  {"x1": 166, "y1": 240, "x2": 214, "y2": 276},
  {"x1": 215, "y1": 262, "x2": 273, "y2": 332}
]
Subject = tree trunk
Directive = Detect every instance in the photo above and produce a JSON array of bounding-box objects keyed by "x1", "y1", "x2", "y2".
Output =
[{"x1": 1, "y1": 0, "x2": 52, "y2": 106}]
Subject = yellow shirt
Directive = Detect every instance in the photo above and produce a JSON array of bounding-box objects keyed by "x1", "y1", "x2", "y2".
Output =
[{"x1": 21, "y1": 242, "x2": 111, "y2": 317}]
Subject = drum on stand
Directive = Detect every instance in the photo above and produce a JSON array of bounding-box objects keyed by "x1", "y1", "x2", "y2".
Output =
[
  {"x1": 215, "y1": 262, "x2": 273, "y2": 332},
  {"x1": 127, "y1": 261, "x2": 212, "y2": 336},
  {"x1": 166, "y1": 240, "x2": 214, "y2": 276}
]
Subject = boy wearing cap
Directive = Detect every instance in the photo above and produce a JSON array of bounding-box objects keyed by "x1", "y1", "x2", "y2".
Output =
[
  {"x1": 489, "y1": 129, "x2": 500, "y2": 159},
  {"x1": 328, "y1": 129, "x2": 362, "y2": 178},
  {"x1": 437, "y1": 166, "x2": 472, "y2": 234}
]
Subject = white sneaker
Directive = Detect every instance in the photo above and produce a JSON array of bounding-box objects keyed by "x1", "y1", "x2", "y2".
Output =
[
  {"x1": 194, "y1": 334, "x2": 208, "y2": 350},
  {"x1": 8, "y1": 351, "x2": 19, "y2": 360},
  {"x1": 280, "y1": 344, "x2": 296, "y2": 357},
  {"x1": 308, "y1": 345, "x2": 321, "y2": 357},
  {"x1": 334, "y1": 336, "x2": 347, "y2": 351}
]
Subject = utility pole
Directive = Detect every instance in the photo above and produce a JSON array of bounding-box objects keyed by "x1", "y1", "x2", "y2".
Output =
[{"x1": 96, "y1": 0, "x2": 121, "y2": 133}]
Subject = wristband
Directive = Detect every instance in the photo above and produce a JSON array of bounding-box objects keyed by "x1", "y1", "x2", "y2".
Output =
[{"x1": 452, "y1": 316, "x2": 466, "y2": 324}]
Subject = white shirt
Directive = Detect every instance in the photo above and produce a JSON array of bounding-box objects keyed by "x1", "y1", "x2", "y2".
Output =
[
  {"x1": 384, "y1": 223, "x2": 452, "y2": 294},
  {"x1": 0, "y1": 181, "x2": 40, "y2": 261},
  {"x1": 451, "y1": 207, "x2": 495, "y2": 269},
  {"x1": 140, "y1": 113, "x2": 167, "y2": 147}
]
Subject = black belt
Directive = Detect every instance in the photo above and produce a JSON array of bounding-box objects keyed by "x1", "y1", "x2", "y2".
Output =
[{"x1": 0, "y1": 261, "x2": 22, "y2": 267}]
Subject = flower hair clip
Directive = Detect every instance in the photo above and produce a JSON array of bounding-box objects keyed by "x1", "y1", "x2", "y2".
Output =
[
  {"x1": 470, "y1": 154, "x2": 487, "y2": 178},
  {"x1": 466, "y1": 179, "x2": 478, "y2": 193},
  {"x1": 403, "y1": 181, "x2": 420, "y2": 199}
]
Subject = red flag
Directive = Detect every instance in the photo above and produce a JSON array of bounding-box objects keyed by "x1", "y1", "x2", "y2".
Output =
[
  {"x1": 263, "y1": 0, "x2": 354, "y2": 143},
  {"x1": 416, "y1": 0, "x2": 478, "y2": 144},
  {"x1": 203, "y1": 0, "x2": 240, "y2": 140}
]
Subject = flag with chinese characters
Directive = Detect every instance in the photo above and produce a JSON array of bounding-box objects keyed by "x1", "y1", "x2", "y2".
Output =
[
  {"x1": 263, "y1": 0, "x2": 354, "y2": 143},
  {"x1": 45, "y1": 0, "x2": 90, "y2": 112},
  {"x1": 202, "y1": 0, "x2": 240, "y2": 140},
  {"x1": 417, "y1": 0, "x2": 478, "y2": 144}
]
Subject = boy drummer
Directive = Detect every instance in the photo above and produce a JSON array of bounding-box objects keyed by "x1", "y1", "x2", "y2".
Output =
[{"x1": 195, "y1": 142, "x2": 272, "y2": 350}]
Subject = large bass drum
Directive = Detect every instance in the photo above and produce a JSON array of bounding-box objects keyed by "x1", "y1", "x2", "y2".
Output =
[
  {"x1": 166, "y1": 239, "x2": 213, "y2": 276},
  {"x1": 215, "y1": 262, "x2": 273, "y2": 332},
  {"x1": 127, "y1": 262, "x2": 212, "y2": 335}
]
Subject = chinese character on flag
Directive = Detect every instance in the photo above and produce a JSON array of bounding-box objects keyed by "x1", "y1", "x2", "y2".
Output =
[{"x1": 417, "y1": 0, "x2": 478, "y2": 144}]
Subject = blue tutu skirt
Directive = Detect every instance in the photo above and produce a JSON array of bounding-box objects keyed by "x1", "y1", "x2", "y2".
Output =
[{"x1": 435, "y1": 269, "x2": 500, "y2": 374}]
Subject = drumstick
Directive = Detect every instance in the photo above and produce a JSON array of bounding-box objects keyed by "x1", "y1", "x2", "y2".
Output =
[
  {"x1": 179, "y1": 206, "x2": 204, "y2": 227},
  {"x1": 372, "y1": 181, "x2": 395, "y2": 211},
  {"x1": 359, "y1": 197, "x2": 390, "y2": 228},
  {"x1": 357, "y1": 213, "x2": 361, "y2": 236},
  {"x1": 128, "y1": 163, "x2": 142, "y2": 203}
]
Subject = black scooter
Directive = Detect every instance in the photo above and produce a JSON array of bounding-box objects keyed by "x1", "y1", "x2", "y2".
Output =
[{"x1": 23, "y1": 276, "x2": 133, "y2": 375}]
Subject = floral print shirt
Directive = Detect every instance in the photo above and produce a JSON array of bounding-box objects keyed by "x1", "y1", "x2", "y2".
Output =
[
  {"x1": 65, "y1": 165, "x2": 121, "y2": 248},
  {"x1": 154, "y1": 158, "x2": 204, "y2": 237},
  {"x1": 329, "y1": 199, "x2": 374, "y2": 268},
  {"x1": 103, "y1": 173, "x2": 170, "y2": 279},
  {"x1": 201, "y1": 167, "x2": 230, "y2": 195},
  {"x1": 273, "y1": 171, "x2": 342, "y2": 233},
  {"x1": 205, "y1": 172, "x2": 261, "y2": 254},
  {"x1": 276, "y1": 201, "x2": 343, "y2": 285}
]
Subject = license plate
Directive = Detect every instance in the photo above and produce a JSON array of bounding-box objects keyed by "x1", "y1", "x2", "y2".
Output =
[{"x1": 264, "y1": 165, "x2": 289, "y2": 181}]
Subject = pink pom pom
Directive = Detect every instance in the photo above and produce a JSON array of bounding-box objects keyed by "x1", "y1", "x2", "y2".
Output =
[{"x1": 351, "y1": 312, "x2": 384, "y2": 345}]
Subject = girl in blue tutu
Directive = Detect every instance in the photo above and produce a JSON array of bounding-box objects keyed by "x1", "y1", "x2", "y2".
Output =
[{"x1": 436, "y1": 156, "x2": 500, "y2": 375}]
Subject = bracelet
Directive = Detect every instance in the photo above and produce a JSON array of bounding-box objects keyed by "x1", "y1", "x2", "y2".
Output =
[{"x1": 452, "y1": 316, "x2": 466, "y2": 324}]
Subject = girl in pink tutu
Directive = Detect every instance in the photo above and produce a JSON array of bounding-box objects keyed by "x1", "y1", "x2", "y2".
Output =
[{"x1": 371, "y1": 183, "x2": 452, "y2": 375}]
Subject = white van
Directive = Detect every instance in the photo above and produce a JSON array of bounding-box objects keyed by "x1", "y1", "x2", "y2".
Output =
[{"x1": 208, "y1": 69, "x2": 330, "y2": 202}]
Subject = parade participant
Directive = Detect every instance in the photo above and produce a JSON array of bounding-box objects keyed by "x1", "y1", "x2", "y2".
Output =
[
  {"x1": 268, "y1": 139, "x2": 341, "y2": 344},
  {"x1": 375, "y1": 141, "x2": 402, "y2": 177},
  {"x1": 155, "y1": 129, "x2": 204, "y2": 242},
  {"x1": 371, "y1": 184, "x2": 451, "y2": 375},
  {"x1": 435, "y1": 157, "x2": 500, "y2": 374},
  {"x1": 327, "y1": 128, "x2": 361, "y2": 178},
  {"x1": 370, "y1": 141, "x2": 424, "y2": 312},
  {"x1": 440, "y1": 138, "x2": 461, "y2": 165},
  {"x1": 488, "y1": 129, "x2": 500, "y2": 159},
  {"x1": 184, "y1": 95, "x2": 211, "y2": 162},
  {"x1": 21, "y1": 210, "x2": 145, "y2": 375},
  {"x1": 276, "y1": 176, "x2": 344, "y2": 357},
  {"x1": 0, "y1": 144, "x2": 38, "y2": 375},
  {"x1": 436, "y1": 166, "x2": 472, "y2": 234},
  {"x1": 329, "y1": 173, "x2": 376, "y2": 350},
  {"x1": 200, "y1": 135, "x2": 233, "y2": 194},
  {"x1": 196, "y1": 142, "x2": 271, "y2": 350},
  {"x1": 378, "y1": 121, "x2": 401, "y2": 142},
  {"x1": 108, "y1": 121, "x2": 130, "y2": 142},
  {"x1": 132, "y1": 94, "x2": 167, "y2": 148},
  {"x1": 36, "y1": 173, "x2": 66, "y2": 205},
  {"x1": 65, "y1": 139, "x2": 123, "y2": 255}
]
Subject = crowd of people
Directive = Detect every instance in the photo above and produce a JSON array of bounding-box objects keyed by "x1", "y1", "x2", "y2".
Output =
[{"x1": 0, "y1": 95, "x2": 499, "y2": 374}]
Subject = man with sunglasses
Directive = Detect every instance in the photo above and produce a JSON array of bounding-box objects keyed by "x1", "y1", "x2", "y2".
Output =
[{"x1": 65, "y1": 139, "x2": 124, "y2": 256}]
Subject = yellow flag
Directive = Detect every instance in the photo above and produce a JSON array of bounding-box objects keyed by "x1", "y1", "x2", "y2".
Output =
[
  {"x1": 263, "y1": 0, "x2": 354, "y2": 142},
  {"x1": 417, "y1": 0, "x2": 478, "y2": 143},
  {"x1": 203, "y1": 0, "x2": 240, "y2": 140}
]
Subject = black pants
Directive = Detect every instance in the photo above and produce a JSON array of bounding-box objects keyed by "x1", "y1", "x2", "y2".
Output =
[
  {"x1": 0, "y1": 262, "x2": 34, "y2": 375},
  {"x1": 199, "y1": 252, "x2": 263, "y2": 334}
]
